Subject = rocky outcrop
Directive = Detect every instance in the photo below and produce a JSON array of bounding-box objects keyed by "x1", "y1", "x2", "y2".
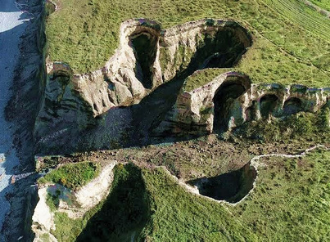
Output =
[
  {"x1": 35, "y1": 19, "x2": 252, "y2": 143},
  {"x1": 32, "y1": 188, "x2": 57, "y2": 242},
  {"x1": 152, "y1": 71, "x2": 330, "y2": 136},
  {"x1": 31, "y1": 161, "x2": 117, "y2": 240},
  {"x1": 34, "y1": 62, "x2": 95, "y2": 141},
  {"x1": 73, "y1": 162, "x2": 117, "y2": 212}
]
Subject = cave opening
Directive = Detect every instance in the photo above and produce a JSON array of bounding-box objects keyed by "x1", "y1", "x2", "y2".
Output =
[
  {"x1": 188, "y1": 162, "x2": 257, "y2": 203},
  {"x1": 195, "y1": 27, "x2": 251, "y2": 70},
  {"x1": 283, "y1": 97, "x2": 303, "y2": 115},
  {"x1": 213, "y1": 79, "x2": 248, "y2": 133},
  {"x1": 131, "y1": 32, "x2": 158, "y2": 89},
  {"x1": 260, "y1": 94, "x2": 279, "y2": 118}
]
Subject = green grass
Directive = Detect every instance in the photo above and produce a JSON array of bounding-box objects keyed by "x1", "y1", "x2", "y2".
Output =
[
  {"x1": 46, "y1": 190, "x2": 61, "y2": 212},
  {"x1": 235, "y1": 108, "x2": 330, "y2": 143},
  {"x1": 141, "y1": 167, "x2": 257, "y2": 241},
  {"x1": 307, "y1": 0, "x2": 330, "y2": 12},
  {"x1": 182, "y1": 68, "x2": 231, "y2": 92},
  {"x1": 38, "y1": 161, "x2": 100, "y2": 190},
  {"x1": 140, "y1": 149, "x2": 330, "y2": 240},
  {"x1": 230, "y1": 150, "x2": 330, "y2": 241},
  {"x1": 46, "y1": 0, "x2": 330, "y2": 88}
]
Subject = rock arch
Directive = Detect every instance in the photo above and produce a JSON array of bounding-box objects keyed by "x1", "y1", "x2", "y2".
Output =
[
  {"x1": 213, "y1": 75, "x2": 251, "y2": 133},
  {"x1": 283, "y1": 97, "x2": 303, "y2": 115},
  {"x1": 259, "y1": 94, "x2": 279, "y2": 118}
]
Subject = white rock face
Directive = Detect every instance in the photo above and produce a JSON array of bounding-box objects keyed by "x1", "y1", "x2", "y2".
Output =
[
  {"x1": 32, "y1": 188, "x2": 57, "y2": 242},
  {"x1": 75, "y1": 161, "x2": 117, "y2": 209}
]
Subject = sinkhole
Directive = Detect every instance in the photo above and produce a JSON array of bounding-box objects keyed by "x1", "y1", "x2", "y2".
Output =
[
  {"x1": 197, "y1": 27, "x2": 251, "y2": 69},
  {"x1": 188, "y1": 162, "x2": 257, "y2": 203}
]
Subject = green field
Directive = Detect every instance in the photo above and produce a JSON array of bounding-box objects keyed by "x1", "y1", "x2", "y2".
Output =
[
  {"x1": 309, "y1": 0, "x2": 330, "y2": 11},
  {"x1": 46, "y1": 0, "x2": 330, "y2": 87},
  {"x1": 48, "y1": 148, "x2": 330, "y2": 241}
]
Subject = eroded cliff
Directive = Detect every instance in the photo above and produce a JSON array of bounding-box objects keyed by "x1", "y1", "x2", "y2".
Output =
[{"x1": 34, "y1": 19, "x2": 252, "y2": 147}]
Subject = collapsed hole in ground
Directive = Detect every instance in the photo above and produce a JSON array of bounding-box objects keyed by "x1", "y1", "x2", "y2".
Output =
[
  {"x1": 130, "y1": 31, "x2": 158, "y2": 89},
  {"x1": 188, "y1": 162, "x2": 257, "y2": 203},
  {"x1": 198, "y1": 27, "x2": 252, "y2": 69}
]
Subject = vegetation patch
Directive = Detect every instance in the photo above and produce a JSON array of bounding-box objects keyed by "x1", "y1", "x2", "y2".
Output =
[
  {"x1": 141, "y1": 167, "x2": 257, "y2": 241},
  {"x1": 182, "y1": 68, "x2": 230, "y2": 92},
  {"x1": 38, "y1": 161, "x2": 100, "y2": 190},
  {"x1": 137, "y1": 149, "x2": 330, "y2": 240},
  {"x1": 235, "y1": 108, "x2": 330, "y2": 143},
  {"x1": 230, "y1": 150, "x2": 330, "y2": 241}
]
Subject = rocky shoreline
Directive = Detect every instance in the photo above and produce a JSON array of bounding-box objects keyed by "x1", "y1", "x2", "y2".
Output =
[{"x1": 1, "y1": 0, "x2": 45, "y2": 240}]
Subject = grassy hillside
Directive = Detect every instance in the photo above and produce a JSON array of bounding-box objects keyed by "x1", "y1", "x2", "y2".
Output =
[
  {"x1": 46, "y1": 0, "x2": 330, "y2": 87},
  {"x1": 48, "y1": 148, "x2": 330, "y2": 241},
  {"x1": 309, "y1": 0, "x2": 330, "y2": 11},
  {"x1": 142, "y1": 150, "x2": 330, "y2": 241}
]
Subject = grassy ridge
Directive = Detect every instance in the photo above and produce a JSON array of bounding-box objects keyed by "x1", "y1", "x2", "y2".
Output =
[
  {"x1": 235, "y1": 108, "x2": 330, "y2": 143},
  {"x1": 47, "y1": 0, "x2": 330, "y2": 88}
]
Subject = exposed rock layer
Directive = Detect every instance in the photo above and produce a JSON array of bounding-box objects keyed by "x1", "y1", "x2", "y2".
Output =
[
  {"x1": 153, "y1": 71, "x2": 330, "y2": 136},
  {"x1": 35, "y1": 19, "x2": 252, "y2": 142}
]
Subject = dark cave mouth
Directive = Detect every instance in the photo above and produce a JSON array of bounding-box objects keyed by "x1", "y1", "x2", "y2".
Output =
[
  {"x1": 188, "y1": 162, "x2": 257, "y2": 203},
  {"x1": 213, "y1": 77, "x2": 251, "y2": 133},
  {"x1": 283, "y1": 97, "x2": 303, "y2": 115},
  {"x1": 130, "y1": 32, "x2": 158, "y2": 89}
]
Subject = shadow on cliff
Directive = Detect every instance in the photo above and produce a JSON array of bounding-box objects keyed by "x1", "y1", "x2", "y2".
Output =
[{"x1": 75, "y1": 163, "x2": 150, "y2": 242}]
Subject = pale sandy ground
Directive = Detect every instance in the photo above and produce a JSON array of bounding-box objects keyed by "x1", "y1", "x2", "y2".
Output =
[{"x1": 0, "y1": 0, "x2": 31, "y2": 240}]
